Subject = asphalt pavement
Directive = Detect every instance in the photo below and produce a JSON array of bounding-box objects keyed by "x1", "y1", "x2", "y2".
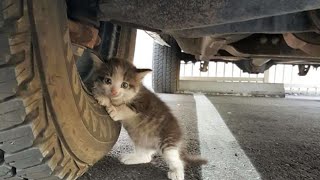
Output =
[{"x1": 79, "y1": 94, "x2": 320, "y2": 180}]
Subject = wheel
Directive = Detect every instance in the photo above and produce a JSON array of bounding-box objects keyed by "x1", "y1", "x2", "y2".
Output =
[
  {"x1": 152, "y1": 36, "x2": 180, "y2": 93},
  {"x1": 0, "y1": 1, "x2": 120, "y2": 180}
]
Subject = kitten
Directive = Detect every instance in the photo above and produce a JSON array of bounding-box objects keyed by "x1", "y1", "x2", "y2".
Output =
[{"x1": 92, "y1": 58, "x2": 207, "y2": 180}]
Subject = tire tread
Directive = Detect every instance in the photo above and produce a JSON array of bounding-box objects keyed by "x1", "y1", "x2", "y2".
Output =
[
  {"x1": 152, "y1": 36, "x2": 180, "y2": 93},
  {"x1": 0, "y1": 1, "x2": 88, "y2": 179}
]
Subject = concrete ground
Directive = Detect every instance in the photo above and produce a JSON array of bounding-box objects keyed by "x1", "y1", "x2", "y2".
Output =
[{"x1": 79, "y1": 94, "x2": 320, "y2": 180}]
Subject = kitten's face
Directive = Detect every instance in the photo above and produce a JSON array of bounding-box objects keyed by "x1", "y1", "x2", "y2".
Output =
[{"x1": 93, "y1": 58, "x2": 151, "y2": 103}]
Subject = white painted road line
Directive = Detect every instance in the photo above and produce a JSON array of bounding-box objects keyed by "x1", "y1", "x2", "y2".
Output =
[{"x1": 194, "y1": 94, "x2": 261, "y2": 180}]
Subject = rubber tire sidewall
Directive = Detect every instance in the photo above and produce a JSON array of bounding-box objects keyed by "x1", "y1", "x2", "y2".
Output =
[
  {"x1": 32, "y1": 0, "x2": 121, "y2": 163},
  {"x1": 0, "y1": 1, "x2": 120, "y2": 179}
]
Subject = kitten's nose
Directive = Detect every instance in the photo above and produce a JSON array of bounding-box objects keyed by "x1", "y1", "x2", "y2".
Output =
[{"x1": 111, "y1": 88, "x2": 119, "y2": 96}]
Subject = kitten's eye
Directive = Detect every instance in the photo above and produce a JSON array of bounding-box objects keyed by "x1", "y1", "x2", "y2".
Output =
[
  {"x1": 121, "y1": 82, "x2": 129, "y2": 89},
  {"x1": 103, "y1": 78, "x2": 112, "y2": 84}
]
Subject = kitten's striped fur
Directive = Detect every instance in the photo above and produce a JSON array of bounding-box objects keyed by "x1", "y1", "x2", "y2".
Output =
[{"x1": 92, "y1": 58, "x2": 207, "y2": 180}]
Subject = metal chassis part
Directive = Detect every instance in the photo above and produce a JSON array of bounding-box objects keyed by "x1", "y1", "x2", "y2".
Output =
[
  {"x1": 68, "y1": 20, "x2": 101, "y2": 49},
  {"x1": 99, "y1": 0, "x2": 320, "y2": 33},
  {"x1": 283, "y1": 33, "x2": 320, "y2": 56}
]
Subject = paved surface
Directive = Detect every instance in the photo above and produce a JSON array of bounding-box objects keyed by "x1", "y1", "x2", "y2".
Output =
[
  {"x1": 209, "y1": 96, "x2": 320, "y2": 180},
  {"x1": 194, "y1": 94, "x2": 260, "y2": 180},
  {"x1": 79, "y1": 94, "x2": 320, "y2": 180},
  {"x1": 79, "y1": 94, "x2": 203, "y2": 180}
]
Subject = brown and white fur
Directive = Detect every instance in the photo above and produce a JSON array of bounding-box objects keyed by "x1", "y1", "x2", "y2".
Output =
[{"x1": 92, "y1": 58, "x2": 207, "y2": 180}]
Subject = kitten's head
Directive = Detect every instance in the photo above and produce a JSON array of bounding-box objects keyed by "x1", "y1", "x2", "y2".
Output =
[{"x1": 92, "y1": 58, "x2": 151, "y2": 103}]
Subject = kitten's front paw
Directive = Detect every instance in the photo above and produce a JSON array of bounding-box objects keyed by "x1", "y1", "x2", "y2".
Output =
[
  {"x1": 168, "y1": 170, "x2": 184, "y2": 180},
  {"x1": 94, "y1": 95, "x2": 111, "y2": 107},
  {"x1": 120, "y1": 154, "x2": 152, "y2": 165},
  {"x1": 106, "y1": 105, "x2": 121, "y2": 121}
]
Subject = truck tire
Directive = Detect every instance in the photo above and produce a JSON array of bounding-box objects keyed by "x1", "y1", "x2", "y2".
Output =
[
  {"x1": 152, "y1": 36, "x2": 180, "y2": 93},
  {"x1": 0, "y1": 0, "x2": 120, "y2": 180}
]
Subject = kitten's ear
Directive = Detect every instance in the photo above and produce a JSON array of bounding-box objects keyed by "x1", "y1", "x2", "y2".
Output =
[{"x1": 136, "y1": 69, "x2": 152, "y2": 80}]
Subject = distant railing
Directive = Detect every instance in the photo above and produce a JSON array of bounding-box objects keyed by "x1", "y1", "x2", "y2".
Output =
[{"x1": 180, "y1": 61, "x2": 320, "y2": 96}]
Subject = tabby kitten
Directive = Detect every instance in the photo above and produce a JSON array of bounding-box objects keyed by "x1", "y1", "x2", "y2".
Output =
[{"x1": 92, "y1": 58, "x2": 207, "y2": 180}]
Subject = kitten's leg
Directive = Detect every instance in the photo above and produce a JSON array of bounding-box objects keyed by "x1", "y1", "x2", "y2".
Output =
[
  {"x1": 107, "y1": 104, "x2": 137, "y2": 121},
  {"x1": 120, "y1": 147, "x2": 155, "y2": 165},
  {"x1": 93, "y1": 94, "x2": 111, "y2": 107},
  {"x1": 163, "y1": 148, "x2": 184, "y2": 180}
]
